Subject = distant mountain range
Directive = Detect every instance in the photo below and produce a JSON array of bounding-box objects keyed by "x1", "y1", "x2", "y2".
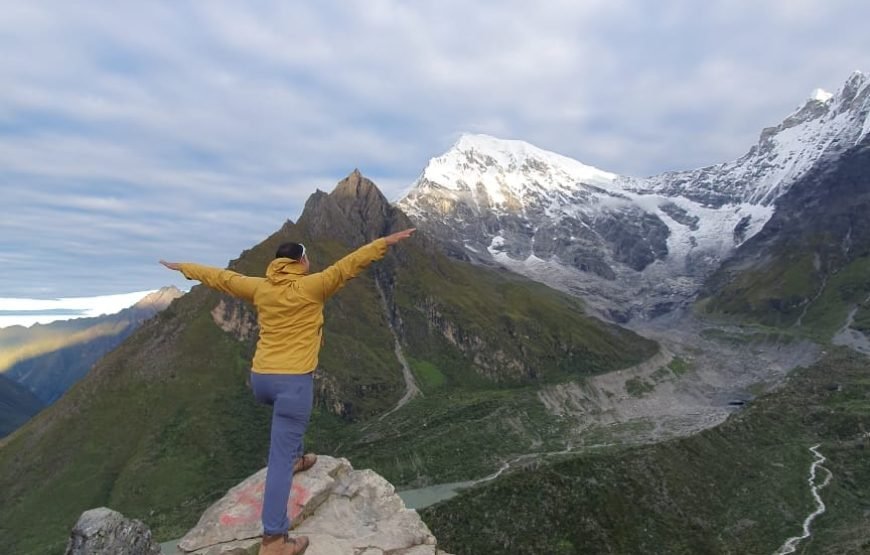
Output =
[
  {"x1": 399, "y1": 71, "x2": 870, "y2": 322},
  {"x1": 0, "y1": 287, "x2": 182, "y2": 437}
]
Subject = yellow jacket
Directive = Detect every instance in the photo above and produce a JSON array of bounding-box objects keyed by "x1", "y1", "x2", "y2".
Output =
[{"x1": 180, "y1": 238, "x2": 388, "y2": 374}]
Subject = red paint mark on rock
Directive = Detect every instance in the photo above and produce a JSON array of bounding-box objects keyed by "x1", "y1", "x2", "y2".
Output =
[
  {"x1": 289, "y1": 482, "x2": 312, "y2": 521},
  {"x1": 217, "y1": 479, "x2": 312, "y2": 527},
  {"x1": 219, "y1": 480, "x2": 264, "y2": 527}
]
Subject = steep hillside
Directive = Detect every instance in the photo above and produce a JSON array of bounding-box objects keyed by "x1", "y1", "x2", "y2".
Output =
[
  {"x1": 423, "y1": 348, "x2": 870, "y2": 554},
  {"x1": 0, "y1": 374, "x2": 42, "y2": 437},
  {"x1": 700, "y1": 135, "x2": 870, "y2": 339},
  {"x1": 1, "y1": 287, "x2": 183, "y2": 405},
  {"x1": 0, "y1": 172, "x2": 656, "y2": 555}
]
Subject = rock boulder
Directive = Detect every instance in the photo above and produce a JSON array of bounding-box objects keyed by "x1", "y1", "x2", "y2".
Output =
[
  {"x1": 175, "y1": 456, "x2": 452, "y2": 555},
  {"x1": 65, "y1": 507, "x2": 160, "y2": 555}
]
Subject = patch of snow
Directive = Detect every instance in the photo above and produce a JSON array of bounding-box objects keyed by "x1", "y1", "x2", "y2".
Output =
[
  {"x1": 487, "y1": 235, "x2": 506, "y2": 256},
  {"x1": 810, "y1": 88, "x2": 833, "y2": 103}
]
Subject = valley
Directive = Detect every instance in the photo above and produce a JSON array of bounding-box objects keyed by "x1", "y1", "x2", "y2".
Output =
[
  {"x1": 422, "y1": 347, "x2": 870, "y2": 554},
  {"x1": 327, "y1": 308, "x2": 824, "y2": 505}
]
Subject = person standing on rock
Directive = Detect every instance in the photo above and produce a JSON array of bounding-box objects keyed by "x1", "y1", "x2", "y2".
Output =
[{"x1": 160, "y1": 228, "x2": 416, "y2": 555}]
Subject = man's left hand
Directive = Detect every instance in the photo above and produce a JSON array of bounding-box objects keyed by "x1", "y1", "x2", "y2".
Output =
[{"x1": 159, "y1": 260, "x2": 182, "y2": 271}]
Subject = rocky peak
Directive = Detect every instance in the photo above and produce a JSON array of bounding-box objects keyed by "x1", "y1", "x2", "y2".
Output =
[
  {"x1": 331, "y1": 170, "x2": 397, "y2": 240},
  {"x1": 331, "y1": 168, "x2": 380, "y2": 201},
  {"x1": 132, "y1": 286, "x2": 183, "y2": 311},
  {"x1": 835, "y1": 70, "x2": 869, "y2": 112},
  {"x1": 300, "y1": 171, "x2": 414, "y2": 246}
]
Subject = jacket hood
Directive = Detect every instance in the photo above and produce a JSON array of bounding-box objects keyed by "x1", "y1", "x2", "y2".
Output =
[{"x1": 266, "y1": 258, "x2": 307, "y2": 284}]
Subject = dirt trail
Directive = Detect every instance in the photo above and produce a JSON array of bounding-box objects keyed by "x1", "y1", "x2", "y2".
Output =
[
  {"x1": 376, "y1": 282, "x2": 421, "y2": 420},
  {"x1": 832, "y1": 293, "x2": 870, "y2": 355}
]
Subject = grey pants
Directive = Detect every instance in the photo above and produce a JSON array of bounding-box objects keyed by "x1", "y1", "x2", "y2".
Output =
[{"x1": 250, "y1": 371, "x2": 314, "y2": 535}]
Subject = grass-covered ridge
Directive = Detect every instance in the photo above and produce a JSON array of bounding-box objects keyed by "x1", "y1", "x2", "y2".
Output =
[
  {"x1": 704, "y1": 254, "x2": 870, "y2": 341},
  {"x1": 308, "y1": 386, "x2": 571, "y2": 487},
  {"x1": 0, "y1": 287, "x2": 274, "y2": 553}
]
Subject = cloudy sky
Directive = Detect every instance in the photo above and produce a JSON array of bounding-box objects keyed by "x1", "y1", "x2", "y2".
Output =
[{"x1": 1, "y1": 1, "x2": 868, "y2": 306}]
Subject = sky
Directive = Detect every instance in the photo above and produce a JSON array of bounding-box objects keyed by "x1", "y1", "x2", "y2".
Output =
[{"x1": 1, "y1": 0, "x2": 868, "y2": 309}]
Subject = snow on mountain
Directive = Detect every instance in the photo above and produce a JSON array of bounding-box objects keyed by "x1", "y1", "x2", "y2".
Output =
[
  {"x1": 621, "y1": 71, "x2": 870, "y2": 206},
  {"x1": 398, "y1": 72, "x2": 870, "y2": 321},
  {"x1": 810, "y1": 88, "x2": 833, "y2": 103},
  {"x1": 420, "y1": 134, "x2": 617, "y2": 206}
]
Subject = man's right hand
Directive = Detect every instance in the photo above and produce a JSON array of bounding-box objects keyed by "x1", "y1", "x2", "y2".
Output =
[{"x1": 383, "y1": 228, "x2": 416, "y2": 245}]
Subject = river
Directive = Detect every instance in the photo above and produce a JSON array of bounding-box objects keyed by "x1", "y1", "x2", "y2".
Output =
[{"x1": 772, "y1": 444, "x2": 833, "y2": 555}]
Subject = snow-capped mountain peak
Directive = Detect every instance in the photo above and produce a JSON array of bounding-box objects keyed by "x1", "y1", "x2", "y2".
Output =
[
  {"x1": 414, "y1": 133, "x2": 617, "y2": 214},
  {"x1": 397, "y1": 72, "x2": 870, "y2": 321},
  {"x1": 627, "y1": 71, "x2": 870, "y2": 206},
  {"x1": 437, "y1": 133, "x2": 616, "y2": 185}
]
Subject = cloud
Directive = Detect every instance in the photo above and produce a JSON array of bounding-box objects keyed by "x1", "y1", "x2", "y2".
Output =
[
  {"x1": 0, "y1": 0, "x2": 868, "y2": 298},
  {"x1": 0, "y1": 290, "x2": 157, "y2": 328}
]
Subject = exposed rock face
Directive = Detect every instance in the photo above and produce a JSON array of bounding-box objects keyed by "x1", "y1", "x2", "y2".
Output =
[
  {"x1": 65, "y1": 507, "x2": 160, "y2": 555},
  {"x1": 176, "y1": 456, "x2": 452, "y2": 555},
  {"x1": 211, "y1": 299, "x2": 258, "y2": 343}
]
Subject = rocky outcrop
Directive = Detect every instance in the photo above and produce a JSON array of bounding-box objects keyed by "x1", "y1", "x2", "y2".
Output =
[
  {"x1": 210, "y1": 299, "x2": 258, "y2": 343},
  {"x1": 65, "y1": 458, "x2": 452, "y2": 555},
  {"x1": 65, "y1": 507, "x2": 160, "y2": 555},
  {"x1": 135, "y1": 286, "x2": 184, "y2": 311},
  {"x1": 419, "y1": 298, "x2": 528, "y2": 381},
  {"x1": 175, "y1": 456, "x2": 452, "y2": 555}
]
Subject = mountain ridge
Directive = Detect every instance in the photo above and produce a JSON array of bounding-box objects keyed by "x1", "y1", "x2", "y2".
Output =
[
  {"x1": 0, "y1": 286, "x2": 183, "y2": 405},
  {"x1": 398, "y1": 71, "x2": 870, "y2": 321}
]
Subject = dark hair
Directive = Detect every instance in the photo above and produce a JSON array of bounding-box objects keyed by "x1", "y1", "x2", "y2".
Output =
[{"x1": 275, "y1": 242, "x2": 305, "y2": 261}]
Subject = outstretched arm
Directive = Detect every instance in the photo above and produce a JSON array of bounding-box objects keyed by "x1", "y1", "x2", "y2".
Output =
[
  {"x1": 159, "y1": 260, "x2": 261, "y2": 302},
  {"x1": 317, "y1": 228, "x2": 416, "y2": 300}
]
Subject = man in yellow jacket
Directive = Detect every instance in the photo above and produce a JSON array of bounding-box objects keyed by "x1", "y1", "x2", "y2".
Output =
[{"x1": 160, "y1": 228, "x2": 415, "y2": 555}]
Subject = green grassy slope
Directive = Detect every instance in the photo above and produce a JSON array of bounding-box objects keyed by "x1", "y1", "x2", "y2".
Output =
[{"x1": 423, "y1": 348, "x2": 870, "y2": 554}]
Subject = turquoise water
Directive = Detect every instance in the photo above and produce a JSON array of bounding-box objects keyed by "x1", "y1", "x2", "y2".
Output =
[
  {"x1": 397, "y1": 480, "x2": 475, "y2": 510},
  {"x1": 160, "y1": 540, "x2": 181, "y2": 554}
]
